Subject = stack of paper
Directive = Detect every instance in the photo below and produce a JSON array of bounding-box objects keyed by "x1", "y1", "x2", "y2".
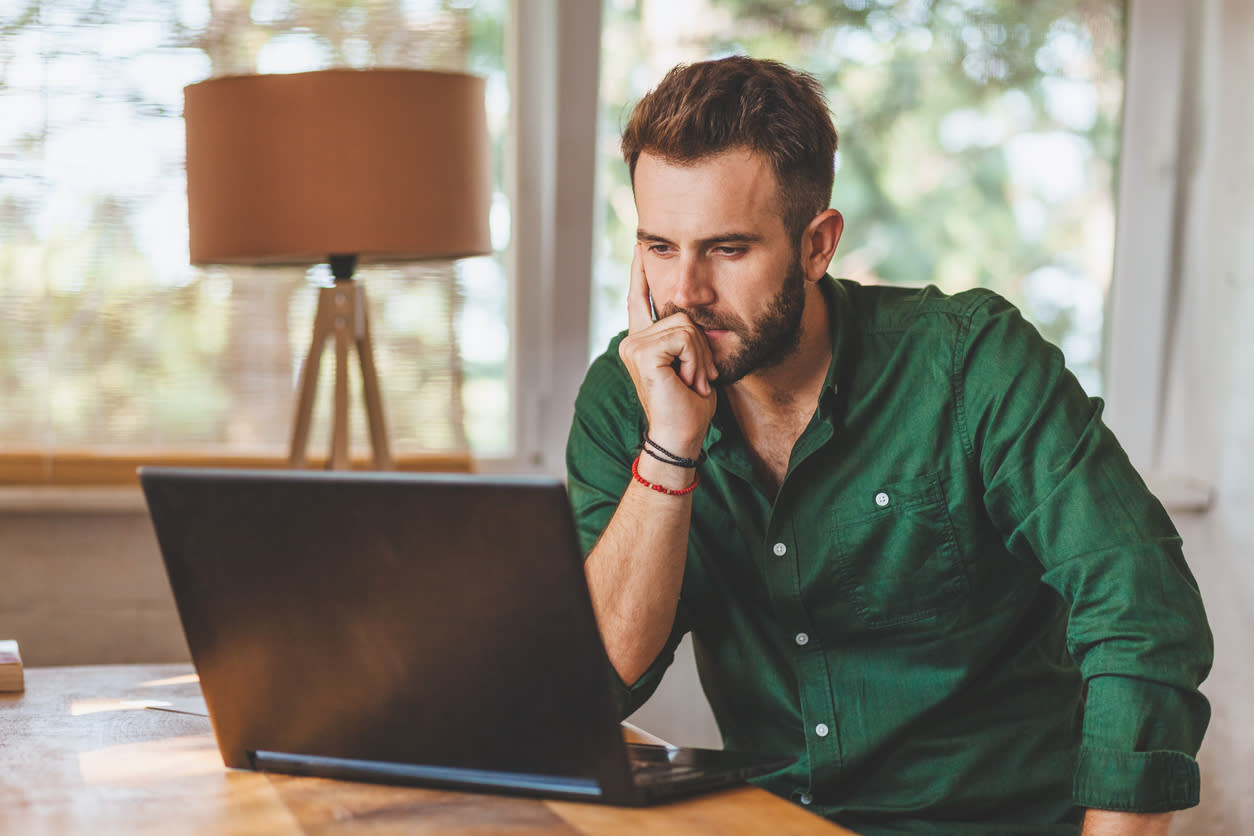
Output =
[{"x1": 0, "y1": 640, "x2": 24, "y2": 692}]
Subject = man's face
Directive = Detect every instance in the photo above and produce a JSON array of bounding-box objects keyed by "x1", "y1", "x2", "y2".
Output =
[{"x1": 634, "y1": 148, "x2": 806, "y2": 384}]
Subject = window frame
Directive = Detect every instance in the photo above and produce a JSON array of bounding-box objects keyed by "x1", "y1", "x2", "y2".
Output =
[
  {"x1": 0, "y1": 0, "x2": 596, "y2": 486},
  {"x1": 488, "y1": 0, "x2": 601, "y2": 477},
  {"x1": 1103, "y1": 0, "x2": 1191, "y2": 476}
]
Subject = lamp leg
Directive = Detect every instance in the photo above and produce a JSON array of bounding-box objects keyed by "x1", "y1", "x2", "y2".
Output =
[
  {"x1": 288, "y1": 285, "x2": 335, "y2": 468},
  {"x1": 287, "y1": 279, "x2": 392, "y2": 470},
  {"x1": 354, "y1": 283, "x2": 392, "y2": 470},
  {"x1": 329, "y1": 283, "x2": 353, "y2": 470}
]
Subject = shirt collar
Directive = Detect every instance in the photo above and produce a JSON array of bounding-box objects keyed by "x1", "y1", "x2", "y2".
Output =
[{"x1": 817, "y1": 273, "x2": 850, "y2": 406}]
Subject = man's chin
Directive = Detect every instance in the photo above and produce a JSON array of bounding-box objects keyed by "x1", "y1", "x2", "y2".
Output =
[
  {"x1": 711, "y1": 361, "x2": 748, "y2": 387},
  {"x1": 713, "y1": 338, "x2": 803, "y2": 386}
]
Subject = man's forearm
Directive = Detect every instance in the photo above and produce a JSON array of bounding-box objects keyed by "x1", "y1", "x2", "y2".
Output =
[
  {"x1": 586, "y1": 241, "x2": 716, "y2": 686},
  {"x1": 584, "y1": 471, "x2": 695, "y2": 685},
  {"x1": 1081, "y1": 810, "x2": 1173, "y2": 836}
]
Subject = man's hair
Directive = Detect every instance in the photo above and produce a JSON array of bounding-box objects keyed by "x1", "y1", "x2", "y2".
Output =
[{"x1": 621, "y1": 56, "x2": 838, "y2": 242}]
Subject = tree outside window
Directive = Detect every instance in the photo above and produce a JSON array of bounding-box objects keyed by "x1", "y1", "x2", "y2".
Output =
[
  {"x1": 0, "y1": 0, "x2": 511, "y2": 468},
  {"x1": 593, "y1": 0, "x2": 1123, "y2": 396}
]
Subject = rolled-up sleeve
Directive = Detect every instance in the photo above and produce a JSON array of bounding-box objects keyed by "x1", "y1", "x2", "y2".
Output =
[
  {"x1": 566, "y1": 341, "x2": 640, "y2": 557},
  {"x1": 958, "y1": 293, "x2": 1213, "y2": 812}
]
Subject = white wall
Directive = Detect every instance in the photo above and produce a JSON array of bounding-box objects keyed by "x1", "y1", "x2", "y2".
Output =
[
  {"x1": 1156, "y1": 0, "x2": 1254, "y2": 568},
  {"x1": 0, "y1": 496, "x2": 186, "y2": 666},
  {"x1": 1152, "y1": 9, "x2": 1254, "y2": 826}
]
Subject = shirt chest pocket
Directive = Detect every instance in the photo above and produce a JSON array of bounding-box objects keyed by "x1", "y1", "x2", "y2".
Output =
[{"x1": 831, "y1": 472, "x2": 968, "y2": 630}]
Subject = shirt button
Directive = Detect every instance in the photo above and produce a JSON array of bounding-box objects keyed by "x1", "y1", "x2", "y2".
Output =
[
  {"x1": 815, "y1": 723, "x2": 830, "y2": 738},
  {"x1": 799, "y1": 792, "x2": 813, "y2": 806},
  {"x1": 772, "y1": 542, "x2": 787, "y2": 556},
  {"x1": 794, "y1": 632, "x2": 809, "y2": 646},
  {"x1": 874, "y1": 491, "x2": 890, "y2": 507}
]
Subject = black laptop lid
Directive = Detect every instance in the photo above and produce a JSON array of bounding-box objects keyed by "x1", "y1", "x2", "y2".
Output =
[{"x1": 141, "y1": 467, "x2": 633, "y2": 793}]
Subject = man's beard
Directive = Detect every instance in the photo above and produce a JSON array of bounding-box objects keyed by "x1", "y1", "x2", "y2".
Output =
[{"x1": 660, "y1": 257, "x2": 807, "y2": 385}]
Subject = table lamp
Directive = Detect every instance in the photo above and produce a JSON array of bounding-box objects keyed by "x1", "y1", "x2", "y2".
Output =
[{"x1": 183, "y1": 69, "x2": 491, "y2": 470}]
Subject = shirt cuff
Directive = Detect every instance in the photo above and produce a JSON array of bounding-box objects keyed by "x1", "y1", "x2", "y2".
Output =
[
  {"x1": 1073, "y1": 746, "x2": 1200, "y2": 812},
  {"x1": 608, "y1": 657, "x2": 670, "y2": 719}
]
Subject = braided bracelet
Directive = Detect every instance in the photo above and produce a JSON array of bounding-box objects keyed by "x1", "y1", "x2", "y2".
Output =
[
  {"x1": 632, "y1": 455, "x2": 699, "y2": 496},
  {"x1": 642, "y1": 433, "x2": 704, "y2": 468}
]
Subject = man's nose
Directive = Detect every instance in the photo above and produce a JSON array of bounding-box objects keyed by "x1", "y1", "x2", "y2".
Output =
[{"x1": 671, "y1": 255, "x2": 715, "y2": 308}]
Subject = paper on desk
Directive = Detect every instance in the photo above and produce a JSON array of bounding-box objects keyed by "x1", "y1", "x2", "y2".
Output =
[
  {"x1": 621, "y1": 720, "x2": 677, "y2": 748},
  {"x1": 142, "y1": 695, "x2": 210, "y2": 718}
]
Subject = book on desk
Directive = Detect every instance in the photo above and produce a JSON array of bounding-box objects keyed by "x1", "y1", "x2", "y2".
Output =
[{"x1": 0, "y1": 639, "x2": 24, "y2": 692}]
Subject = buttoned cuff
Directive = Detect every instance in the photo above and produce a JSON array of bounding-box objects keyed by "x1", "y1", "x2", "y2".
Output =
[{"x1": 1073, "y1": 746, "x2": 1200, "y2": 812}]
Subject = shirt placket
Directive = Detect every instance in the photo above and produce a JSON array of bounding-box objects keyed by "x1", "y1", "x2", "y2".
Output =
[{"x1": 764, "y1": 510, "x2": 843, "y2": 807}]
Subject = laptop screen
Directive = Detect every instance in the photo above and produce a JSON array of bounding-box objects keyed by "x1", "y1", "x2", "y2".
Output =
[{"x1": 142, "y1": 467, "x2": 632, "y2": 790}]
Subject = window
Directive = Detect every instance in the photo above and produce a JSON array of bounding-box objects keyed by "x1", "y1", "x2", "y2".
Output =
[
  {"x1": 592, "y1": 0, "x2": 1124, "y2": 396},
  {"x1": 0, "y1": 1, "x2": 1135, "y2": 483},
  {"x1": 0, "y1": 0, "x2": 511, "y2": 478}
]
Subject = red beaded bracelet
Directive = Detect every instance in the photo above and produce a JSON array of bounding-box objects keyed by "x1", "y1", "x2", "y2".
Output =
[{"x1": 632, "y1": 455, "x2": 699, "y2": 496}]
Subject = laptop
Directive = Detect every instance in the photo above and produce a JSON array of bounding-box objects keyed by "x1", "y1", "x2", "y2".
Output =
[{"x1": 139, "y1": 466, "x2": 791, "y2": 805}]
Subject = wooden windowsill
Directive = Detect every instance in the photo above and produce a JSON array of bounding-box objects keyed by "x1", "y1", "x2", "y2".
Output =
[
  {"x1": 0, "y1": 451, "x2": 476, "y2": 510},
  {"x1": 0, "y1": 485, "x2": 149, "y2": 514}
]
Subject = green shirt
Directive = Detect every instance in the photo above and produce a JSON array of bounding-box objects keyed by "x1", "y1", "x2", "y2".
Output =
[{"x1": 566, "y1": 277, "x2": 1212, "y2": 835}]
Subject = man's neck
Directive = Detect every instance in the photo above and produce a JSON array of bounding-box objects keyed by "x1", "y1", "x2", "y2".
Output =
[{"x1": 723, "y1": 284, "x2": 832, "y2": 493}]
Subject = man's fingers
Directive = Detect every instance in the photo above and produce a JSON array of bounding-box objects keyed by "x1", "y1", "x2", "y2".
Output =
[
  {"x1": 618, "y1": 312, "x2": 718, "y2": 446},
  {"x1": 675, "y1": 349, "x2": 706, "y2": 394},
  {"x1": 623, "y1": 244, "x2": 717, "y2": 395},
  {"x1": 627, "y1": 316, "x2": 714, "y2": 396},
  {"x1": 626, "y1": 244, "x2": 654, "y2": 335},
  {"x1": 678, "y1": 319, "x2": 716, "y2": 396},
  {"x1": 677, "y1": 325, "x2": 715, "y2": 396}
]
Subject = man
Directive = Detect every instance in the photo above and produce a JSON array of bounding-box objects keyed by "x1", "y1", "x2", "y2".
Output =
[{"x1": 565, "y1": 56, "x2": 1212, "y2": 835}]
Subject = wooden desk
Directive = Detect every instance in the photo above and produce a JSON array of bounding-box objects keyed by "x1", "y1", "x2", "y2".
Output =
[{"x1": 0, "y1": 665, "x2": 853, "y2": 835}]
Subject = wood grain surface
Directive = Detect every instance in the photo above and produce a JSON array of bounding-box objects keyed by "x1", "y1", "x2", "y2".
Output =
[{"x1": 0, "y1": 664, "x2": 854, "y2": 835}]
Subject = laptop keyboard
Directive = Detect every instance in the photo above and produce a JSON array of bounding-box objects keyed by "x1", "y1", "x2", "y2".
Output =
[
  {"x1": 627, "y1": 746, "x2": 713, "y2": 785},
  {"x1": 630, "y1": 759, "x2": 705, "y2": 785}
]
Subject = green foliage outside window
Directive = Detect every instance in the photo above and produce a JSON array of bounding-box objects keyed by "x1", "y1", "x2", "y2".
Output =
[
  {"x1": 593, "y1": 0, "x2": 1124, "y2": 395},
  {"x1": 0, "y1": 0, "x2": 510, "y2": 457}
]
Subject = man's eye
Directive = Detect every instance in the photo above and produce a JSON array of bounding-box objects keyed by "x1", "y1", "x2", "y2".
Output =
[
  {"x1": 646, "y1": 244, "x2": 673, "y2": 256},
  {"x1": 714, "y1": 246, "x2": 746, "y2": 256}
]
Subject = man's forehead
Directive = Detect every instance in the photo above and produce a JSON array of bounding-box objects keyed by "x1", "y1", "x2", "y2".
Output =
[{"x1": 633, "y1": 149, "x2": 786, "y2": 236}]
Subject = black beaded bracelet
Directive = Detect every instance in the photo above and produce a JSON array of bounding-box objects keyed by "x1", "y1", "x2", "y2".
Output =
[{"x1": 642, "y1": 433, "x2": 703, "y2": 468}]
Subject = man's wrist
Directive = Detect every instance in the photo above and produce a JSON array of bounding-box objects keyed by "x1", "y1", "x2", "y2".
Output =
[
  {"x1": 633, "y1": 450, "x2": 699, "y2": 493},
  {"x1": 631, "y1": 454, "x2": 699, "y2": 495},
  {"x1": 1080, "y1": 810, "x2": 1173, "y2": 836},
  {"x1": 640, "y1": 427, "x2": 705, "y2": 463},
  {"x1": 641, "y1": 433, "x2": 704, "y2": 468}
]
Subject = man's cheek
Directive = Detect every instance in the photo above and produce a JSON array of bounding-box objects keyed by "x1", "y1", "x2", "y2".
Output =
[{"x1": 642, "y1": 264, "x2": 677, "y2": 306}]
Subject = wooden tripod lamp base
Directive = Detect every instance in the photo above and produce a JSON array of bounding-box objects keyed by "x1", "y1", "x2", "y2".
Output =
[{"x1": 288, "y1": 254, "x2": 392, "y2": 471}]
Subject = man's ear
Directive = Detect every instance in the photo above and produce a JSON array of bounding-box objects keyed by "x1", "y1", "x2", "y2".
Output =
[{"x1": 801, "y1": 209, "x2": 844, "y2": 282}]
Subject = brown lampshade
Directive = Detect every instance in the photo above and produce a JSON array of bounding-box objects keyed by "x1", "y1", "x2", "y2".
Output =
[{"x1": 184, "y1": 68, "x2": 492, "y2": 265}]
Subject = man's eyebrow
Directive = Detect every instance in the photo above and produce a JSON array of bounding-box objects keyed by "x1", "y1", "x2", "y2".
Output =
[
  {"x1": 701, "y1": 232, "x2": 763, "y2": 246},
  {"x1": 636, "y1": 229, "x2": 764, "y2": 246}
]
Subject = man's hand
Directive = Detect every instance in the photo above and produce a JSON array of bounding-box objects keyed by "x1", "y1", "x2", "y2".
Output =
[
  {"x1": 1081, "y1": 810, "x2": 1173, "y2": 836},
  {"x1": 617, "y1": 245, "x2": 718, "y2": 458}
]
